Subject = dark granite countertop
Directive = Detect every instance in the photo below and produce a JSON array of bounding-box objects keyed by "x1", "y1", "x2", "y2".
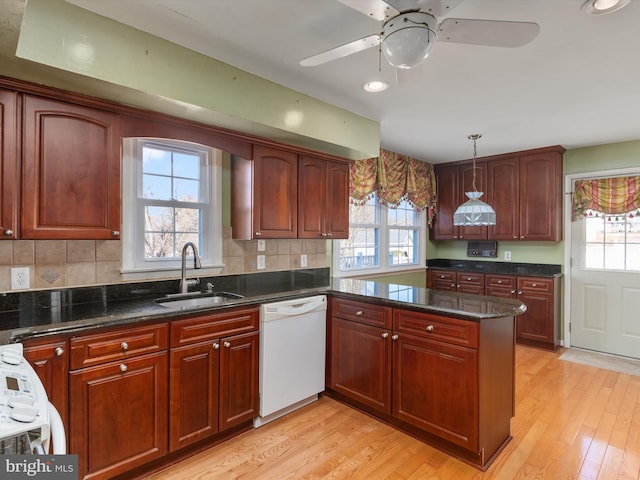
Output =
[
  {"x1": 427, "y1": 259, "x2": 562, "y2": 277},
  {"x1": 0, "y1": 268, "x2": 526, "y2": 344}
]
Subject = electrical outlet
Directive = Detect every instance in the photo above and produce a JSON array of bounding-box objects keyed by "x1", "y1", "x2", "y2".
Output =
[
  {"x1": 257, "y1": 255, "x2": 265, "y2": 270},
  {"x1": 300, "y1": 254, "x2": 308, "y2": 268},
  {"x1": 11, "y1": 267, "x2": 30, "y2": 290},
  {"x1": 257, "y1": 239, "x2": 266, "y2": 252},
  {"x1": 504, "y1": 251, "x2": 512, "y2": 261}
]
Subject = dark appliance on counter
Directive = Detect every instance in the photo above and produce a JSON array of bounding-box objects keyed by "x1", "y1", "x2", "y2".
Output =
[{"x1": 467, "y1": 241, "x2": 497, "y2": 258}]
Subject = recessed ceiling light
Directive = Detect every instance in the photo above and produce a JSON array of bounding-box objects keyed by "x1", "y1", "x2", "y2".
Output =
[
  {"x1": 581, "y1": 0, "x2": 630, "y2": 15},
  {"x1": 363, "y1": 80, "x2": 389, "y2": 93}
]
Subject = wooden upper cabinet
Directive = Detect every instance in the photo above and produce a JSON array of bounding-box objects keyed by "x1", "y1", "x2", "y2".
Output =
[
  {"x1": 232, "y1": 145, "x2": 297, "y2": 239},
  {"x1": 430, "y1": 164, "x2": 458, "y2": 240},
  {"x1": 21, "y1": 95, "x2": 121, "y2": 239},
  {"x1": 0, "y1": 89, "x2": 18, "y2": 239},
  {"x1": 298, "y1": 155, "x2": 349, "y2": 239},
  {"x1": 519, "y1": 151, "x2": 563, "y2": 241},
  {"x1": 486, "y1": 157, "x2": 520, "y2": 240},
  {"x1": 430, "y1": 162, "x2": 487, "y2": 240}
]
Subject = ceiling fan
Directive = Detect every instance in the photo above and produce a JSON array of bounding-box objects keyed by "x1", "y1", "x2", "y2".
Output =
[{"x1": 300, "y1": 0, "x2": 540, "y2": 69}]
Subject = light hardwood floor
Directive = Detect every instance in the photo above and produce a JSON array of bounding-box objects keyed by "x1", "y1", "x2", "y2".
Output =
[{"x1": 147, "y1": 346, "x2": 640, "y2": 479}]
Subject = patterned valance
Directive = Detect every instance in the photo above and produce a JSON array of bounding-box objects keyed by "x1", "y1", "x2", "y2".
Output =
[
  {"x1": 349, "y1": 149, "x2": 437, "y2": 225},
  {"x1": 572, "y1": 176, "x2": 640, "y2": 221}
]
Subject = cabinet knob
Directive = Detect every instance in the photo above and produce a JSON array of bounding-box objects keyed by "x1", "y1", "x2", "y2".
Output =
[
  {"x1": 511, "y1": 290, "x2": 516, "y2": 294},
  {"x1": 3, "y1": 229, "x2": 13, "y2": 236},
  {"x1": 355, "y1": 310, "x2": 364, "y2": 316},
  {"x1": 439, "y1": 275, "x2": 445, "y2": 279},
  {"x1": 532, "y1": 283, "x2": 537, "y2": 287},
  {"x1": 120, "y1": 342, "x2": 129, "y2": 351},
  {"x1": 426, "y1": 325, "x2": 434, "y2": 332},
  {"x1": 521, "y1": 236, "x2": 525, "y2": 239},
  {"x1": 223, "y1": 341, "x2": 231, "y2": 348},
  {"x1": 518, "y1": 291, "x2": 523, "y2": 295},
  {"x1": 54, "y1": 347, "x2": 64, "y2": 357},
  {"x1": 497, "y1": 280, "x2": 503, "y2": 284},
  {"x1": 119, "y1": 364, "x2": 128, "y2": 372},
  {"x1": 392, "y1": 334, "x2": 399, "y2": 341},
  {"x1": 513, "y1": 236, "x2": 518, "y2": 239},
  {"x1": 111, "y1": 230, "x2": 120, "y2": 237},
  {"x1": 381, "y1": 332, "x2": 389, "y2": 339},
  {"x1": 255, "y1": 231, "x2": 262, "y2": 236},
  {"x1": 466, "y1": 277, "x2": 472, "y2": 281},
  {"x1": 327, "y1": 233, "x2": 333, "y2": 237},
  {"x1": 321, "y1": 233, "x2": 328, "y2": 237},
  {"x1": 451, "y1": 284, "x2": 456, "y2": 288},
  {"x1": 213, "y1": 343, "x2": 220, "y2": 350}
]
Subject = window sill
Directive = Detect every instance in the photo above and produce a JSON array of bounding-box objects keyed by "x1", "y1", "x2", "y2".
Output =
[{"x1": 120, "y1": 264, "x2": 224, "y2": 282}]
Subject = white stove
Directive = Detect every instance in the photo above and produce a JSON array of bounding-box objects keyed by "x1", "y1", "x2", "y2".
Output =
[{"x1": 0, "y1": 343, "x2": 65, "y2": 454}]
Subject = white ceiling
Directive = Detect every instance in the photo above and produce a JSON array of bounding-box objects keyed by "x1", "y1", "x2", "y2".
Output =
[{"x1": 66, "y1": 0, "x2": 640, "y2": 163}]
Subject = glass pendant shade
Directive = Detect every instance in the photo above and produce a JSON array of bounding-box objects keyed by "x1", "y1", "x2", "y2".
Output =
[{"x1": 454, "y1": 191, "x2": 496, "y2": 226}]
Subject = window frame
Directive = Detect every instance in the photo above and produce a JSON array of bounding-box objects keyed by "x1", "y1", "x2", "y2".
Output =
[
  {"x1": 332, "y1": 196, "x2": 426, "y2": 277},
  {"x1": 121, "y1": 138, "x2": 223, "y2": 280}
]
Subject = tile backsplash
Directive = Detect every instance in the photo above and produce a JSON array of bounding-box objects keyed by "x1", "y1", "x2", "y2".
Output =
[{"x1": 0, "y1": 227, "x2": 329, "y2": 293}]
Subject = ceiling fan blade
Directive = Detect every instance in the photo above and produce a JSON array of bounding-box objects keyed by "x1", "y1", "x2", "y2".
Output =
[
  {"x1": 299, "y1": 34, "x2": 381, "y2": 67},
  {"x1": 337, "y1": 0, "x2": 399, "y2": 21},
  {"x1": 438, "y1": 18, "x2": 540, "y2": 48},
  {"x1": 417, "y1": 0, "x2": 463, "y2": 17}
]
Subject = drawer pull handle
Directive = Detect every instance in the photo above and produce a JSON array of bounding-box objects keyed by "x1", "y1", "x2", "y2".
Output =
[
  {"x1": 466, "y1": 277, "x2": 472, "y2": 281},
  {"x1": 54, "y1": 347, "x2": 64, "y2": 357},
  {"x1": 392, "y1": 334, "x2": 399, "y2": 341},
  {"x1": 120, "y1": 342, "x2": 129, "y2": 351},
  {"x1": 497, "y1": 280, "x2": 503, "y2": 284},
  {"x1": 439, "y1": 275, "x2": 445, "y2": 279},
  {"x1": 426, "y1": 325, "x2": 434, "y2": 332},
  {"x1": 451, "y1": 284, "x2": 456, "y2": 288},
  {"x1": 119, "y1": 364, "x2": 128, "y2": 372},
  {"x1": 381, "y1": 332, "x2": 389, "y2": 339},
  {"x1": 355, "y1": 310, "x2": 364, "y2": 316},
  {"x1": 511, "y1": 290, "x2": 516, "y2": 294},
  {"x1": 111, "y1": 230, "x2": 120, "y2": 237},
  {"x1": 518, "y1": 291, "x2": 523, "y2": 295},
  {"x1": 255, "y1": 231, "x2": 262, "y2": 236},
  {"x1": 213, "y1": 343, "x2": 220, "y2": 350},
  {"x1": 3, "y1": 229, "x2": 13, "y2": 236},
  {"x1": 532, "y1": 283, "x2": 537, "y2": 287},
  {"x1": 224, "y1": 341, "x2": 231, "y2": 348}
]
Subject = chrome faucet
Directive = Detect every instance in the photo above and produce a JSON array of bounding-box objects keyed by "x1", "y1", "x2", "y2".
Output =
[{"x1": 180, "y1": 242, "x2": 202, "y2": 294}]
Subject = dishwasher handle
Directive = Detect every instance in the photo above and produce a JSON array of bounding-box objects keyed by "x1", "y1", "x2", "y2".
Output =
[{"x1": 265, "y1": 297, "x2": 326, "y2": 317}]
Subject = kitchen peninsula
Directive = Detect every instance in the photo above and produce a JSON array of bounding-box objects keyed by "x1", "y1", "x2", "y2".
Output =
[{"x1": 0, "y1": 269, "x2": 525, "y2": 476}]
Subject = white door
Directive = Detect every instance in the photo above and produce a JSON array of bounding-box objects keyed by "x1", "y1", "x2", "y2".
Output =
[{"x1": 569, "y1": 178, "x2": 640, "y2": 359}]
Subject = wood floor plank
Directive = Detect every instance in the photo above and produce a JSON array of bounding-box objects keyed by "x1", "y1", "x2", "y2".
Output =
[{"x1": 146, "y1": 346, "x2": 640, "y2": 480}]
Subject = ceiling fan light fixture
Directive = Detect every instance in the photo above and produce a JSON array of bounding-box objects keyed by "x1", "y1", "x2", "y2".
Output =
[
  {"x1": 581, "y1": 0, "x2": 630, "y2": 14},
  {"x1": 382, "y1": 12, "x2": 437, "y2": 69}
]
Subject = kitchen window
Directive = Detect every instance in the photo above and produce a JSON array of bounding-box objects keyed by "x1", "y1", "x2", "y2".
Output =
[
  {"x1": 334, "y1": 196, "x2": 425, "y2": 275},
  {"x1": 121, "y1": 138, "x2": 223, "y2": 279}
]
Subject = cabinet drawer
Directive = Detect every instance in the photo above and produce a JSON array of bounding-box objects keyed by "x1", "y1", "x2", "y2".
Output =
[
  {"x1": 70, "y1": 323, "x2": 168, "y2": 370},
  {"x1": 170, "y1": 307, "x2": 259, "y2": 347},
  {"x1": 393, "y1": 310, "x2": 478, "y2": 348},
  {"x1": 517, "y1": 276, "x2": 553, "y2": 292},
  {"x1": 457, "y1": 273, "x2": 484, "y2": 286},
  {"x1": 332, "y1": 297, "x2": 392, "y2": 328},
  {"x1": 430, "y1": 271, "x2": 456, "y2": 283},
  {"x1": 485, "y1": 275, "x2": 516, "y2": 289}
]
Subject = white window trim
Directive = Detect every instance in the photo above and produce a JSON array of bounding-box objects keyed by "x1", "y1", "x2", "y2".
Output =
[
  {"x1": 121, "y1": 138, "x2": 224, "y2": 281},
  {"x1": 332, "y1": 200, "x2": 427, "y2": 278}
]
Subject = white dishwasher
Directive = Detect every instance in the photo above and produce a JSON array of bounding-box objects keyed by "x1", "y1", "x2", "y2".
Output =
[{"x1": 254, "y1": 295, "x2": 327, "y2": 428}]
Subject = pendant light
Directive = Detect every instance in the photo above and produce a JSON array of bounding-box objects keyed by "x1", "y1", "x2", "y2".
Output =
[{"x1": 453, "y1": 134, "x2": 496, "y2": 226}]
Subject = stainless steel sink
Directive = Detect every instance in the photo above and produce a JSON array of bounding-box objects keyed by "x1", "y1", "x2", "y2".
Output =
[{"x1": 155, "y1": 292, "x2": 243, "y2": 310}]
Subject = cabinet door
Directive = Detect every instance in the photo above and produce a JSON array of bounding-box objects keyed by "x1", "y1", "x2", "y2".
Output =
[
  {"x1": 324, "y1": 160, "x2": 350, "y2": 239},
  {"x1": 430, "y1": 164, "x2": 458, "y2": 240},
  {"x1": 23, "y1": 339, "x2": 69, "y2": 447},
  {"x1": 458, "y1": 162, "x2": 487, "y2": 240},
  {"x1": 70, "y1": 352, "x2": 168, "y2": 480},
  {"x1": 219, "y1": 331, "x2": 259, "y2": 431},
  {"x1": 169, "y1": 340, "x2": 220, "y2": 451},
  {"x1": 297, "y1": 155, "x2": 325, "y2": 239},
  {"x1": 516, "y1": 285, "x2": 555, "y2": 348},
  {"x1": 21, "y1": 95, "x2": 121, "y2": 239},
  {"x1": 329, "y1": 317, "x2": 392, "y2": 415},
  {"x1": 0, "y1": 89, "x2": 18, "y2": 239},
  {"x1": 393, "y1": 334, "x2": 478, "y2": 451},
  {"x1": 252, "y1": 145, "x2": 297, "y2": 238},
  {"x1": 519, "y1": 152, "x2": 562, "y2": 241},
  {"x1": 487, "y1": 157, "x2": 520, "y2": 240}
]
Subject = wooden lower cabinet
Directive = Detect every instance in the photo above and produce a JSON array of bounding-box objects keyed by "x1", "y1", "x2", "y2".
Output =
[
  {"x1": 393, "y1": 334, "x2": 478, "y2": 451},
  {"x1": 22, "y1": 336, "x2": 69, "y2": 449},
  {"x1": 169, "y1": 308, "x2": 259, "y2": 451},
  {"x1": 70, "y1": 351, "x2": 168, "y2": 480},
  {"x1": 329, "y1": 318, "x2": 392, "y2": 415},
  {"x1": 328, "y1": 297, "x2": 515, "y2": 470}
]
